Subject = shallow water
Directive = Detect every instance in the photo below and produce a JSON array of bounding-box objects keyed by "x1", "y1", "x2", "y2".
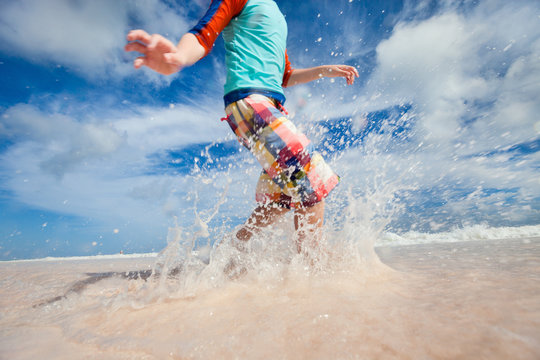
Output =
[{"x1": 1, "y1": 237, "x2": 539, "y2": 359}]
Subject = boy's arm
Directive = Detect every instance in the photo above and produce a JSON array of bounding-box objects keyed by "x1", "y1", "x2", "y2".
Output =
[
  {"x1": 285, "y1": 65, "x2": 359, "y2": 87},
  {"x1": 125, "y1": 30, "x2": 205, "y2": 75},
  {"x1": 125, "y1": 0, "x2": 245, "y2": 76}
]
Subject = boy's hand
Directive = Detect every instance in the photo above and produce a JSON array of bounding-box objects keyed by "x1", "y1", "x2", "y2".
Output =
[
  {"x1": 286, "y1": 65, "x2": 360, "y2": 87},
  {"x1": 321, "y1": 65, "x2": 359, "y2": 85},
  {"x1": 125, "y1": 30, "x2": 184, "y2": 75}
]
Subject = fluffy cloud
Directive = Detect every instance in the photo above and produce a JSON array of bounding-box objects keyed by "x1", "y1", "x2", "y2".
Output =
[
  {"x1": 0, "y1": 0, "x2": 195, "y2": 80},
  {"x1": 1, "y1": 1, "x2": 539, "y2": 259},
  {"x1": 317, "y1": 0, "x2": 540, "y2": 230},
  {"x1": 112, "y1": 102, "x2": 227, "y2": 153},
  {"x1": 1, "y1": 96, "x2": 227, "y2": 162},
  {"x1": 361, "y1": 0, "x2": 540, "y2": 151},
  {"x1": 1, "y1": 104, "x2": 126, "y2": 178},
  {"x1": 0, "y1": 98, "x2": 231, "y2": 221}
]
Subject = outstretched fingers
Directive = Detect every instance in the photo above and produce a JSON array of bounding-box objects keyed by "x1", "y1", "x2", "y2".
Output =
[
  {"x1": 341, "y1": 65, "x2": 359, "y2": 77},
  {"x1": 126, "y1": 29, "x2": 152, "y2": 44},
  {"x1": 126, "y1": 30, "x2": 152, "y2": 69},
  {"x1": 334, "y1": 65, "x2": 359, "y2": 85},
  {"x1": 124, "y1": 41, "x2": 147, "y2": 54},
  {"x1": 133, "y1": 57, "x2": 146, "y2": 69},
  {"x1": 147, "y1": 34, "x2": 176, "y2": 53},
  {"x1": 125, "y1": 30, "x2": 182, "y2": 73},
  {"x1": 323, "y1": 65, "x2": 359, "y2": 85},
  {"x1": 126, "y1": 31, "x2": 175, "y2": 54}
]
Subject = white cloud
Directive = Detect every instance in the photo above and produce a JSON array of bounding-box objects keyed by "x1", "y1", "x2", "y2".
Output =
[
  {"x1": 1, "y1": 0, "x2": 538, "y2": 254},
  {"x1": 113, "y1": 102, "x2": 227, "y2": 153},
  {"x1": 1, "y1": 104, "x2": 126, "y2": 178},
  {"x1": 0, "y1": 99, "x2": 232, "y2": 227},
  {"x1": 305, "y1": 0, "x2": 540, "y2": 230},
  {"x1": 357, "y1": 0, "x2": 540, "y2": 152},
  {"x1": 0, "y1": 0, "x2": 193, "y2": 81}
]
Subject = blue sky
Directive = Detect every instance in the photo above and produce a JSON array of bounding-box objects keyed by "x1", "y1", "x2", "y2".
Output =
[{"x1": 1, "y1": 0, "x2": 539, "y2": 260}]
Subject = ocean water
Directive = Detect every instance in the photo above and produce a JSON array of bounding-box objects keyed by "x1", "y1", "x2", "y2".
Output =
[
  {"x1": 2, "y1": 72, "x2": 539, "y2": 358},
  {"x1": 2, "y1": 111, "x2": 539, "y2": 358},
  {"x1": 1, "y1": 225, "x2": 539, "y2": 359},
  {"x1": 1, "y1": 1, "x2": 539, "y2": 357}
]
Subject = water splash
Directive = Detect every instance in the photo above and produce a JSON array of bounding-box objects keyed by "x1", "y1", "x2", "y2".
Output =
[
  {"x1": 10, "y1": 109, "x2": 538, "y2": 360},
  {"x1": 122, "y1": 108, "x2": 422, "y2": 302}
]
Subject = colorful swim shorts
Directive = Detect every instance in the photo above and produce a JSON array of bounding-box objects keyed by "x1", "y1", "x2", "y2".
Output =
[{"x1": 223, "y1": 94, "x2": 339, "y2": 209}]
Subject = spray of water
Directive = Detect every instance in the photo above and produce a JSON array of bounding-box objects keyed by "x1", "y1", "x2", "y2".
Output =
[
  {"x1": 9, "y1": 106, "x2": 538, "y2": 360},
  {"x1": 109, "y1": 108, "x2": 421, "y2": 304}
]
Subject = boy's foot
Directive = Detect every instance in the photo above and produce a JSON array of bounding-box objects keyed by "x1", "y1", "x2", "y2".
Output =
[
  {"x1": 230, "y1": 236, "x2": 249, "y2": 253},
  {"x1": 223, "y1": 257, "x2": 247, "y2": 280}
]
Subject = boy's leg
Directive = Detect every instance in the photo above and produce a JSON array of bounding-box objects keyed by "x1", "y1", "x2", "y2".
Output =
[
  {"x1": 224, "y1": 204, "x2": 288, "y2": 279},
  {"x1": 236, "y1": 204, "x2": 290, "y2": 242},
  {"x1": 293, "y1": 200, "x2": 325, "y2": 254},
  {"x1": 223, "y1": 96, "x2": 336, "y2": 254}
]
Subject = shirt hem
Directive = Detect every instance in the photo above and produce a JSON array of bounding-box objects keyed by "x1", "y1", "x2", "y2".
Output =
[{"x1": 224, "y1": 88, "x2": 286, "y2": 107}]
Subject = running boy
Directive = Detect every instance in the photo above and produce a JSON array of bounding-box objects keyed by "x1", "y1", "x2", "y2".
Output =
[{"x1": 125, "y1": 0, "x2": 358, "y2": 254}]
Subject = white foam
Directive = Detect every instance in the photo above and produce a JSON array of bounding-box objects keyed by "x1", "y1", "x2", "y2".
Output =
[
  {"x1": 4, "y1": 224, "x2": 539, "y2": 263},
  {"x1": 4, "y1": 252, "x2": 158, "y2": 263},
  {"x1": 380, "y1": 224, "x2": 540, "y2": 246}
]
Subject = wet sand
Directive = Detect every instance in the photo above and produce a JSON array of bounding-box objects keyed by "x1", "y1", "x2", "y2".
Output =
[{"x1": 1, "y1": 237, "x2": 539, "y2": 359}]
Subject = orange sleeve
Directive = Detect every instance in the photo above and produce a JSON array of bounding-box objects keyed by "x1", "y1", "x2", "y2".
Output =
[
  {"x1": 282, "y1": 50, "x2": 294, "y2": 87},
  {"x1": 188, "y1": 0, "x2": 248, "y2": 56}
]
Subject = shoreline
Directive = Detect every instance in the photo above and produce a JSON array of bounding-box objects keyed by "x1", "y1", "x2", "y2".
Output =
[
  {"x1": 1, "y1": 235, "x2": 539, "y2": 359},
  {"x1": 2, "y1": 235, "x2": 538, "y2": 264}
]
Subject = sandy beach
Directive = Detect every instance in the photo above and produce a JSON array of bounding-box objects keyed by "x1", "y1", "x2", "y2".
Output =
[{"x1": 1, "y1": 237, "x2": 539, "y2": 359}]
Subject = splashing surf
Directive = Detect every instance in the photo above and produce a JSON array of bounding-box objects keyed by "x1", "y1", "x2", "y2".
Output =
[{"x1": 2, "y1": 114, "x2": 539, "y2": 359}]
